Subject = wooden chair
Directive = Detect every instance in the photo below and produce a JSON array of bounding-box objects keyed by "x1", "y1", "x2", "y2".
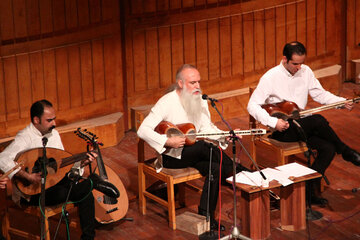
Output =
[
  {"x1": 248, "y1": 87, "x2": 308, "y2": 168},
  {"x1": 138, "y1": 138, "x2": 203, "y2": 230},
  {"x1": 1, "y1": 187, "x2": 76, "y2": 240}
]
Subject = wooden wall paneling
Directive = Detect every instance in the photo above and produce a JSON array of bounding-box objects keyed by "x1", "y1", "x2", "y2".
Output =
[
  {"x1": 220, "y1": 17, "x2": 231, "y2": 78},
  {"x1": 0, "y1": 59, "x2": 6, "y2": 122},
  {"x1": 29, "y1": 52, "x2": 45, "y2": 102},
  {"x1": 104, "y1": 35, "x2": 122, "y2": 101},
  {"x1": 13, "y1": 0, "x2": 27, "y2": 39},
  {"x1": 207, "y1": 19, "x2": 220, "y2": 80},
  {"x1": 78, "y1": 0, "x2": 90, "y2": 27},
  {"x1": 125, "y1": 27, "x2": 135, "y2": 95},
  {"x1": 355, "y1": 0, "x2": 360, "y2": 46},
  {"x1": 3, "y1": 57, "x2": 19, "y2": 120},
  {"x1": 231, "y1": 14, "x2": 244, "y2": 76},
  {"x1": 130, "y1": 0, "x2": 143, "y2": 15},
  {"x1": 55, "y1": 47, "x2": 71, "y2": 111},
  {"x1": 158, "y1": 27, "x2": 172, "y2": 88},
  {"x1": 195, "y1": 0, "x2": 206, "y2": 7},
  {"x1": 43, "y1": 50, "x2": 58, "y2": 107},
  {"x1": 195, "y1": 21, "x2": 209, "y2": 81},
  {"x1": 132, "y1": 29, "x2": 147, "y2": 91},
  {"x1": 52, "y1": 0, "x2": 66, "y2": 32},
  {"x1": 264, "y1": 8, "x2": 276, "y2": 69},
  {"x1": 183, "y1": 0, "x2": 195, "y2": 8},
  {"x1": 306, "y1": 0, "x2": 316, "y2": 58},
  {"x1": 243, "y1": 12, "x2": 254, "y2": 73},
  {"x1": 80, "y1": 42, "x2": 94, "y2": 105},
  {"x1": 157, "y1": 0, "x2": 169, "y2": 11},
  {"x1": 26, "y1": 0, "x2": 41, "y2": 38},
  {"x1": 65, "y1": 0, "x2": 79, "y2": 30},
  {"x1": 0, "y1": 0, "x2": 15, "y2": 42},
  {"x1": 89, "y1": 0, "x2": 102, "y2": 23},
  {"x1": 275, "y1": 5, "x2": 286, "y2": 62},
  {"x1": 285, "y1": 2, "x2": 296, "y2": 42},
  {"x1": 183, "y1": 23, "x2": 196, "y2": 66},
  {"x1": 170, "y1": 0, "x2": 182, "y2": 10},
  {"x1": 144, "y1": 0, "x2": 157, "y2": 13},
  {"x1": 92, "y1": 39, "x2": 106, "y2": 102},
  {"x1": 296, "y1": 0, "x2": 307, "y2": 46},
  {"x1": 316, "y1": 0, "x2": 326, "y2": 56},
  {"x1": 325, "y1": 0, "x2": 337, "y2": 54},
  {"x1": 171, "y1": 24, "x2": 184, "y2": 81},
  {"x1": 254, "y1": 10, "x2": 265, "y2": 71},
  {"x1": 16, "y1": 54, "x2": 32, "y2": 118},
  {"x1": 145, "y1": 28, "x2": 160, "y2": 90},
  {"x1": 67, "y1": 45, "x2": 82, "y2": 108},
  {"x1": 207, "y1": 0, "x2": 218, "y2": 5},
  {"x1": 102, "y1": 0, "x2": 120, "y2": 21},
  {"x1": 39, "y1": 0, "x2": 53, "y2": 35}
]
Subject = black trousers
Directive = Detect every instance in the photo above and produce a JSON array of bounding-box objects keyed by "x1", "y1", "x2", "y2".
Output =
[
  {"x1": 162, "y1": 140, "x2": 236, "y2": 213},
  {"x1": 271, "y1": 114, "x2": 346, "y2": 175},
  {"x1": 21, "y1": 176, "x2": 95, "y2": 240}
]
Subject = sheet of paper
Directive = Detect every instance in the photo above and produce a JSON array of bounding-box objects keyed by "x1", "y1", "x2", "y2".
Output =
[{"x1": 275, "y1": 162, "x2": 316, "y2": 178}]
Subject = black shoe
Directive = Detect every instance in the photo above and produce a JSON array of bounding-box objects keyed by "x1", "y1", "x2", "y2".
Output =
[
  {"x1": 342, "y1": 147, "x2": 360, "y2": 166},
  {"x1": 310, "y1": 195, "x2": 328, "y2": 207},
  {"x1": 89, "y1": 173, "x2": 120, "y2": 198}
]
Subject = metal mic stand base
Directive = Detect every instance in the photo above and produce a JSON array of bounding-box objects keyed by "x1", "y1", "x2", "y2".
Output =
[{"x1": 220, "y1": 226, "x2": 252, "y2": 240}]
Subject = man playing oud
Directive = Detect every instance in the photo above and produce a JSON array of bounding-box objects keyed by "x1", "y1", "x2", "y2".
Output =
[
  {"x1": 247, "y1": 41, "x2": 360, "y2": 205},
  {"x1": 137, "y1": 64, "x2": 249, "y2": 231}
]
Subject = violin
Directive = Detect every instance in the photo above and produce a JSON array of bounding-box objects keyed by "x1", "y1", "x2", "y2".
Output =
[
  {"x1": 155, "y1": 121, "x2": 266, "y2": 145},
  {"x1": 262, "y1": 96, "x2": 360, "y2": 120}
]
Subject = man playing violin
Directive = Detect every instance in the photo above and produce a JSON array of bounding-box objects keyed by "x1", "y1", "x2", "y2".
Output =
[
  {"x1": 247, "y1": 41, "x2": 360, "y2": 205},
  {"x1": 137, "y1": 64, "x2": 249, "y2": 231},
  {"x1": 0, "y1": 99, "x2": 118, "y2": 240}
]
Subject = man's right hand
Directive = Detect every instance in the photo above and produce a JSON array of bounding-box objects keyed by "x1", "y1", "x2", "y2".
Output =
[
  {"x1": 16, "y1": 170, "x2": 41, "y2": 184},
  {"x1": 165, "y1": 136, "x2": 186, "y2": 148},
  {"x1": 275, "y1": 119, "x2": 289, "y2": 132}
]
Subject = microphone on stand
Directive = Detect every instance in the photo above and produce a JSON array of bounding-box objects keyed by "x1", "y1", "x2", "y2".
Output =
[
  {"x1": 202, "y1": 94, "x2": 218, "y2": 102},
  {"x1": 352, "y1": 187, "x2": 360, "y2": 193}
]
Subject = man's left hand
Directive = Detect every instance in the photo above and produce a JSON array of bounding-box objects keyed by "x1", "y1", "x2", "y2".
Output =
[
  {"x1": 81, "y1": 152, "x2": 98, "y2": 167},
  {"x1": 344, "y1": 102, "x2": 354, "y2": 111}
]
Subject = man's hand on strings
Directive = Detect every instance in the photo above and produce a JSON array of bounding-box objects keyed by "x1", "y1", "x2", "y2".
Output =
[
  {"x1": 81, "y1": 151, "x2": 98, "y2": 167},
  {"x1": 275, "y1": 119, "x2": 289, "y2": 132},
  {"x1": 225, "y1": 128, "x2": 242, "y2": 143},
  {"x1": 165, "y1": 136, "x2": 186, "y2": 148}
]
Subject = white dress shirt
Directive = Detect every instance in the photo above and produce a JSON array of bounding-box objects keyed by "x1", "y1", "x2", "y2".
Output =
[
  {"x1": 247, "y1": 63, "x2": 345, "y2": 129},
  {"x1": 137, "y1": 90, "x2": 226, "y2": 160}
]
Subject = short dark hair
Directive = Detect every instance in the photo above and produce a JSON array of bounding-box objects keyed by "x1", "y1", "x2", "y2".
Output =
[
  {"x1": 283, "y1": 41, "x2": 306, "y2": 61},
  {"x1": 30, "y1": 99, "x2": 53, "y2": 123}
]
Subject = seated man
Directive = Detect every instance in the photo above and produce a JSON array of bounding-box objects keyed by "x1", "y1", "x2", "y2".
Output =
[
  {"x1": 0, "y1": 99, "x2": 119, "y2": 240},
  {"x1": 137, "y1": 64, "x2": 248, "y2": 231},
  {"x1": 247, "y1": 41, "x2": 360, "y2": 205}
]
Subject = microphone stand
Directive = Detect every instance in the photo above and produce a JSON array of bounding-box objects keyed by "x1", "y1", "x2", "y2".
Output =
[
  {"x1": 40, "y1": 137, "x2": 48, "y2": 240},
  {"x1": 292, "y1": 120, "x2": 323, "y2": 220},
  {"x1": 207, "y1": 99, "x2": 260, "y2": 240}
]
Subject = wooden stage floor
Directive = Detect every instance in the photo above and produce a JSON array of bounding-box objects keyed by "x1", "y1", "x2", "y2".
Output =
[{"x1": 6, "y1": 83, "x2": 360, "y2": 240}]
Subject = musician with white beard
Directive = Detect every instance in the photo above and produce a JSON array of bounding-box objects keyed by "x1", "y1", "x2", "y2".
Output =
[
  {"x1": 247, "y1": 41, "x2": 360, "y2": 206},
  {"x1": 137, "y1": 64, "x2": 249, "y2": 231}
]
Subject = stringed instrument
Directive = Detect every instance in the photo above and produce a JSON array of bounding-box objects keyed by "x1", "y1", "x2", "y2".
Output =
[
  {"x1": 13, "y1": 148, "x2": 90, "y2": 195},
  {"x1": 262, "y1": 96, "x2": 360, "y2": 120},
  {"x1": 75, "y1": 128, "x2": 129, "y2": 224},
  {"x1": 155, "y1": 121, "x2": 267, "y2": 145}
]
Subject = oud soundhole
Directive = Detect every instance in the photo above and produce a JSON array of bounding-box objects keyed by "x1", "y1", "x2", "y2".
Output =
[{"x1": 32, "y1": 157, "x2": 58, "y2": 175}]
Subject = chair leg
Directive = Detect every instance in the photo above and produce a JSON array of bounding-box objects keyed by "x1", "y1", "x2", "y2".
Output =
[
  {"x1": 2, "y1": 209, "x2": 10, "y2": 240},
  {"x1": 44, "y1": 213, "x2": 51, "y2": 240},
  {"x1": 138, "y1": 164, "x2": 146, "y2": 215},
  {"x1": 166, "y1": 178, "x2": 176, "y2": 230},
  {"x1": 178, "y1": 183, "x2": 186, "y2": 207}
]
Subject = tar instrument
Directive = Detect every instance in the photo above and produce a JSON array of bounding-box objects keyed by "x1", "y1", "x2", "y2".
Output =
[
  {"x1": 262, "y1": 96, "x2": 360, "y2": 120},
  {"x1": 155, "y1": 121, "x2": 266, "y2": 145},
  {"x1": 13, "y1": 148, "x2": 90, "y2": 195},
  {"x1": 75, "y1": 128, "x2": 129, "y2": 224}
]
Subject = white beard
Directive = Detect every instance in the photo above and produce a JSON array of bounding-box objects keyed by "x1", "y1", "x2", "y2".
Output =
[{"x1": 180, "y1": 87, "x2": 203, "y2": 125}]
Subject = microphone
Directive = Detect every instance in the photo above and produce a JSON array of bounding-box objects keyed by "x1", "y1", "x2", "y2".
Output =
[
  {"x1": 202, "y1": 94, "x2": 218, "y2": 102},
  {"x1": 42, "y1": 137, "x2": 48, "y2": 147},
  {"x1": 352, "y1": 187, "x2": 360, "y2": 193},
  {"x1": 67, "y1": 168, "x2": 81, "y2": 182}
]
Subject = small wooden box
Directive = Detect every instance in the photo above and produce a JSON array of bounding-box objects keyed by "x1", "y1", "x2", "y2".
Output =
[
  {"x1": 175, "y1": 211, "x2": 210, "y2": 235},
  {"x1": 130, "y1": 105, "x2": 153, "y2": 130}
]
